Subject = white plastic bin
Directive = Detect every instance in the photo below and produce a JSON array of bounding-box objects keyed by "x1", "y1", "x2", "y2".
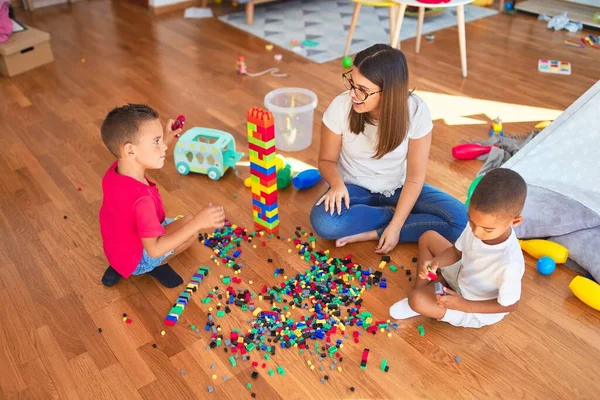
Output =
[{"x1": 264, "y1": 88, "x2": 318, "y2": 152}]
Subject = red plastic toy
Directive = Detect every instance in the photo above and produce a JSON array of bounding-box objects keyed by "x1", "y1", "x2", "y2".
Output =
[
  {"x1": 172, "y1": 115, "x2": 186, "y2": 137},
  {"x1": 452, "y1": 143, "x2": 493, "y2": 160}
]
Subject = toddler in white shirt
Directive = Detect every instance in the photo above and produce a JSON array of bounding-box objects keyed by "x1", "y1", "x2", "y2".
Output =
[{"x1": 390, "y1": 168, "x2": 527, "y2": 328}]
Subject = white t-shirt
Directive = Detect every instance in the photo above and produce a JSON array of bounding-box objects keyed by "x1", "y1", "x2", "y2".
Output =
[
  {"x1": 322, "y1": 91, "x2": 433, "y2": 196},
  {"x1": 447, "y1": 225, "x2": 525, "y2": 323}
]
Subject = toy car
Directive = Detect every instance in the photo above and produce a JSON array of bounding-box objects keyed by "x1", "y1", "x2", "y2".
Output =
[{"x1": 174, "y1": 127, "x2": 243, "y2": 180}]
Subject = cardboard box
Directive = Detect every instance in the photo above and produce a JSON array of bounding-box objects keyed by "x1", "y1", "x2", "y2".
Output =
[{"x1": 0, "y1": 26, "x2": 54, "y2": 77}]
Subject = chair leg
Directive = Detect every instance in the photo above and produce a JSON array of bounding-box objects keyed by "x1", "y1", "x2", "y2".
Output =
[
  {"x1": 202, "y1": 0, "x2": 208, "y2": 7},
  {"x1": 388, "y1": 5, "x2": 398, "y2": 44},
  {"x1": 499, "y1": 0, "x2": 505, "y2": 11},
  {"x1": 390, "y1": 3, "x2": 407, "y2": 49},
  {"x1": 246, "y1": 1, "x2": 255, "y2": 25},
  {"x1": 457, "y1": 4, "x2": 467, "y2": 78},
  {"x1": 344, "y1": 3, "x2": 362, "y2": 57},
  {"x1": 415, "y1": 7, "x2": 425, "y2": 53}
]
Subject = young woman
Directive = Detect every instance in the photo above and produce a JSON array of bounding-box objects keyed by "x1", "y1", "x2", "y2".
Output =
[{"x1": 310, "y1": 44, "x2": 467, "y2": 254}]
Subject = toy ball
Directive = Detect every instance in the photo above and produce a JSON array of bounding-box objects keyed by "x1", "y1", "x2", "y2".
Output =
[
  {"x1": 342, "y1": 56, "x2": 353, "y2": 69},
  {"x1": 536, "y1": 256, "x2": 556, "y2": 275}
]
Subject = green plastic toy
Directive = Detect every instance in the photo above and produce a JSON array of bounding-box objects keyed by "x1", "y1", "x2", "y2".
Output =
[
  {"x1": 276, "y1": 164, "x2": 292, "y2": 189},
  {"x1": 342, "y1": 56, "x2": 353, "y2": 69},
  {"x1": 465, "y1": 175, "x2": 483, "y2": 207}
]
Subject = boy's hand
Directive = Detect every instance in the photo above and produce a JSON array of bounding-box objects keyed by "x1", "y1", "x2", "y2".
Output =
[
  {"x1": 164, "y1": 118, "x2": 183, "y2": 146},
  {"x1": 193, "y1": 203, "x2": 225, "y2": 231},
  {"x1": 436, "y1": 288, "x2": 466, "y2": 311},
  {"x1": 418, "y1": 259, "x2": 439, "y2": 280}
]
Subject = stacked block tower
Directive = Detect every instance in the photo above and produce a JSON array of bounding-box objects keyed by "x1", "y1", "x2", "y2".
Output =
[{"x1": 247, "y1": 107, "x2": 279, "y2": 234}]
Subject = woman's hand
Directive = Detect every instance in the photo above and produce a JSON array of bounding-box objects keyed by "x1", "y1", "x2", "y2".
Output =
[
  {"x1": 375, "y1": 223, "x2": 402, "y2": 254},
  {"x1": 316, "y1": 183, "x2": 350, "y2": 215}
]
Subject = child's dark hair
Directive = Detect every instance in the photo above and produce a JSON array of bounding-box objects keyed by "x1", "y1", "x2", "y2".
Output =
[
  {"x1": 470, "y1": 168, "x2": 527, "y2": 218},
  {"x1": 101, "y1": 104, "x2": 159, "y2": 158}
]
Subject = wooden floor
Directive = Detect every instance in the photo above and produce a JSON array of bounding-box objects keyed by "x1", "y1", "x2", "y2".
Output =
[{"x1": 2, "y1": 1, "x2": 600, "y2": 399}]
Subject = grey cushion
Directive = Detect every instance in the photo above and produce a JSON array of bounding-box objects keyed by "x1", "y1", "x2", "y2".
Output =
[
  {"x1": 514, "y1": 185, "x2": 600, "y2": 239},
  {"x1": 549, "y1": 227, "x2": 600, "y2": 282}
]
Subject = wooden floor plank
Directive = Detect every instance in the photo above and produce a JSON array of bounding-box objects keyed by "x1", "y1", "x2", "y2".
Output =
[{"x1": 1, "y1": 1, "x2": 599, "y2": 398}]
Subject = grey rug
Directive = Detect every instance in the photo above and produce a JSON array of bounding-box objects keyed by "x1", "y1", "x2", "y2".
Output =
[{"x1": 219, "y1": 0, "x2": 498, "y2": 64}]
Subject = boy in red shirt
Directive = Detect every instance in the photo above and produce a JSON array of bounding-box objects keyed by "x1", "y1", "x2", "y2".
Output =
[{"x1": 99, "y1": 104, "x2": 225, "y2": 288}]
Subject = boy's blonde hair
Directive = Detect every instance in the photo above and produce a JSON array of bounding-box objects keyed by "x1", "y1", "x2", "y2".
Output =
[{"x1": 101, "y1": 104, "x2": 159, "y2": 158}]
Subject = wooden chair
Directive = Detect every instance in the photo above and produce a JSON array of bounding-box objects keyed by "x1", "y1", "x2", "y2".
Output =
[{"x1": 344, "y1": 0, "x2": 400, "y2": 56}]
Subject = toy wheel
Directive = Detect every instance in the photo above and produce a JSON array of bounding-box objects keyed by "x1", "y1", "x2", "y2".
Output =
[
  {"x1": 176, "y1": 162, "x2": 190, "y2": 175},
  {"x1": 207, "y1": 168, "x2": 221, "y2": 181}
]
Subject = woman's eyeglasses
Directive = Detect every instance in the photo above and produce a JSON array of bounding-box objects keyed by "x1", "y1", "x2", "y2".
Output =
[{"x1": 342, "y1": 71, "x2": 382, "y2": 102}]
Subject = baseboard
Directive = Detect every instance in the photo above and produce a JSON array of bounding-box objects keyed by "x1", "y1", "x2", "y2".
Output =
[{"x1": 151, "y1": 0, "x2": 201, "y2": 15}]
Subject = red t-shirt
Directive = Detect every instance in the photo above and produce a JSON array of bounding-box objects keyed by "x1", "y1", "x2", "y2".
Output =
[{"x1": 99, "y1": 161, "x2": 166, "y2": 278}]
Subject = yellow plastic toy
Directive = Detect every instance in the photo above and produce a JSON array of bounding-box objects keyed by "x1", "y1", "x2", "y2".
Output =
[
  {"x1": 534, "y1": 120, "x2": 552, "y2": 130},
  {"x1": 472, "y1": 0, "x2": 494, "y2": 6},
  {"x1": 519, "y1": 239, "x2": 568, "y2": 264},
  {"x1": 569, "y1": 276, "x2": 600, "y2": 311}
]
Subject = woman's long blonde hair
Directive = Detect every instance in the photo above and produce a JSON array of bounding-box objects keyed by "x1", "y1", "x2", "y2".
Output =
[{"x1": 348, "y1": 44, "x2": 410, "y2": 159}]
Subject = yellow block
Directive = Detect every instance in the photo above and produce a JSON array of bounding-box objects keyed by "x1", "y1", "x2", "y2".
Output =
[
  {"x1": 250, "y1": 155, "x2": 277, "y2": 170},
  {"x1": 251, "y1": 183, "x2": 277, "y2": 196},
  {"x1": 265, "y1": 207, "x2": 278, "y2": 218}
]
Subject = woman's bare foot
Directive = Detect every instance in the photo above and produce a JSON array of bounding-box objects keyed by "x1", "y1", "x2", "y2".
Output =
[{"x1": 335, "y1": 230, "x2": 378, "y2": 247}]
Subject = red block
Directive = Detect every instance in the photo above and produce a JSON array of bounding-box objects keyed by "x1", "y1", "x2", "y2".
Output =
[{"x1": 249, "y1": 142, "x2": 276, "y2": 155}]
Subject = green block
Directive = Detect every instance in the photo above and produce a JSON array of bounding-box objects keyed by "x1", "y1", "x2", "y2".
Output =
[
  {"x1": 264, "y1": 354, "x2": 270, "y2": 360},
  {"x1": 277, "y1": 366, "x2": 285, "y2": 376},
  {"x1": 247, "y1": 343, "x2": 255, "y2": 352},
  {"x1": 222, "y1": 276, "x2": 231, "y2": 284},
  {"x1": 417, "y1": 325, "x2": 425, "y2": 336},
  {"x1": 268, "y1": 369, "x2": 275, "y2": 376},
  {"x1": 217, "y1": 311, "x2": 225, "y2": 317},
  {"x1": 247, "y1": 383, "x2": 252, "y2": 389},
  {"x1": 242, "y1": 305, "x2": 248, "y2": 311},
  {"x1": 248, "y1": 135, "x2": 276, "y2": 149},
  {"x1": 381, "y1": 359, "x2": 387, "y2": 371},
  {"x1": 390, "y1": 265, "x2": 398, "y2": 272},
  {"x1": 247, "y1": 122, "x2": 256, "y2": 131},
  {"x1": 230, "y1": 356, "x2": 237, "y2": 367}
]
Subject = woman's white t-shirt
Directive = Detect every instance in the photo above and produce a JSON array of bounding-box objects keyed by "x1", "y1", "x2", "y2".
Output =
[{"x1": 322, "y1": 91, "x2": 433, "y2": 196}]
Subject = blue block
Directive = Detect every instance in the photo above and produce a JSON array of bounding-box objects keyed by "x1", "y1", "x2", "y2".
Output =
[
  {"x1": 251, "y1": 199, "x2": 279, "y2": 212},
  {"x1": 250, "y1": 162, "x2": 276, "y2": 176}
]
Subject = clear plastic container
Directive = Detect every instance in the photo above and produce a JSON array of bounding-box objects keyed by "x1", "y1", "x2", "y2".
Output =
[{"x1": 264, "y1": 88, "x2": 318, "y2": 152}]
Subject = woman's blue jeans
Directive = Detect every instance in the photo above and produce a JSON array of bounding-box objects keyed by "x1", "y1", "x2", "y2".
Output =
[{"x1": 309, "y1": 183, "x2": 468, "y2": 243}]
